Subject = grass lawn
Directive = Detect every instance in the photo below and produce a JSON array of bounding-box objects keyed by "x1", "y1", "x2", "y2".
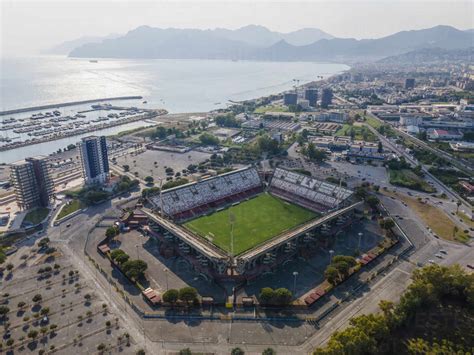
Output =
[
  {"x1": 183, "y1": 193, "x2": 317, "y2": 255},
  {"x1": 389, "y1": 169, "x2": 436, "y2": 193},
  {"x1": 57, "y1": 199, "x2": 83, "y2": 220},
  {"x1": 335, "y1": 124, "x2": 377, "y2": 142},
  {"x1": 23, "y1": 207, "x2": 50, "y2": 225},
  {"x1": 382, "y1": 191, "x2": 470, "y2": 243},
  {"x1": 365, "y1": 116, "x2": 382, "y2": 129},
  {"x1": 254, "y1": 105, "x2": 289, "y2": 114}
]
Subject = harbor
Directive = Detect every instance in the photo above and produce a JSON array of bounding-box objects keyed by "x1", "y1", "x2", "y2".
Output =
[{"x1": 0, "y1": 99, "x2": 167, "y2": 161}]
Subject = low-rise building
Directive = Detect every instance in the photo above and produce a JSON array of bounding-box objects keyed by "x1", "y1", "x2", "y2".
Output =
[{"x1": 427, "y1": 128, "x2": 463, "y2": 141}]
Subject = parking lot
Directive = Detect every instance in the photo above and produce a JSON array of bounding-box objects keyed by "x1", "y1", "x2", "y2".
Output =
[
  {"x1": 114, "y1": 148, "x2": 211, "y2": 181},
  {"x1": 0, "y1": 243, "x2": 141, "y2": 354},
  {"x1": 240, "y1": 217, "x2": 384, "y2": 299}
]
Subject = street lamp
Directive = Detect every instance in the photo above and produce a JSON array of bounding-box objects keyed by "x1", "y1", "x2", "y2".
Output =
[
  {"x1": 163, "y1": 268, "x2": 169, "y2": 290},
  {"x1": 358, "y1": 232, "x2": 363, "y2": 252},
  {"x1": 135, "y1": 244, "x2": 140, "y2": 260},
  {"x1": 292, "y1": 271, "x2": 299, "y2": 296},
  {"x1": 329, "y1": 250, "x2": 334, "y2": 264}
]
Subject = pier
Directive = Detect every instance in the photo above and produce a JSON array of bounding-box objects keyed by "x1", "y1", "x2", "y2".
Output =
[{"x1": 0, "y1": 96, "x2": 143, "y2": 116}]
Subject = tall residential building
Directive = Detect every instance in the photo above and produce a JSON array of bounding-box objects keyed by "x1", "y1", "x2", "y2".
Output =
[
  {"x1": 10, "y1": 156, "x2": 54, "y2": 210},
  {"x1": 405, "y1": 78, "x2": 415, "y2": 89},
  {"x1": 304, "y1": 88, "x2": 318, "y2": 107},
  {"x1": 321, "y1": 88, "x2": 333, "y2": 108},
  {"x1": 78, "y1": 136, "x2": 110, "y2": 184},
  {"x1": 283, "y1": 92, "x2": 298, "y2": 106}
]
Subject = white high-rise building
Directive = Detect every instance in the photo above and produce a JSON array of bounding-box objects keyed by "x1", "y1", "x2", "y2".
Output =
[{"x1": 78, "y1": 136, "x2": 110, "y2": 184}]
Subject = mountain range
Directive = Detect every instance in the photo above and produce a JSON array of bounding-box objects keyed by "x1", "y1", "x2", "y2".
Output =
[
  {"x1": 45, "y1": 33, "x2": 121, "y2": 55},
  {"x1": 67, "y1": 25, "x2": 474, "y2": 62}
]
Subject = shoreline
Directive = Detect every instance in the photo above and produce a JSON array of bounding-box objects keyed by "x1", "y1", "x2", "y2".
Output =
[{"x1": 0, "y1": 96, "x2": 143, "y2": 116}]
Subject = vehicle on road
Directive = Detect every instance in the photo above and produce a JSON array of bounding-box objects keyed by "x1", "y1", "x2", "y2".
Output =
[
  {"x1": 439, "y1": 250, "x2": 447, "y2": 254},
  {"x1": 428, "y1": 259, "x2": 436, "y2": 264},
  {"x1": 435, "y1": 253, "x2": 443, "y2": 259}
]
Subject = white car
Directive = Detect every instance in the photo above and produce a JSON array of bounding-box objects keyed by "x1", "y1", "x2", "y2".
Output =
[
  {"x1": 434, "y1": 254, "x2": 443, "y2": 259},
  {"x1": 428, "y1": 259, "x2": 436, "y2": 264}
]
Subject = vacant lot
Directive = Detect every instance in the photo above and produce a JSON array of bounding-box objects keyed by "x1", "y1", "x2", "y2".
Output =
[
  {"x1": 56, "y1": 200, "x2": 83, "y2": 220},
  {"x1": 23, "y1": 208, "x2": 49, "y2": 226},
  {"x1": 389, "y1": 169, "x2": 435, "y2": 193},
  {"x1": 335, "y1": 124, "x2": 377, "y2": 142},
  {"x1": 383, "y1": 191, "x2": 470, "y2": 243},
  {"x1": 183, "y1": 193, "x2": 317, "y2": 255}
]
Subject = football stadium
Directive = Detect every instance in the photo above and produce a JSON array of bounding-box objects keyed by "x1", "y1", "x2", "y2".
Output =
[{"x1": 144, "y1": 166, "x2": 361, "y2": 279}]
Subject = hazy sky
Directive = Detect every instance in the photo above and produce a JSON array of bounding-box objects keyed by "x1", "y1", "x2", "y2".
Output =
[{"x1": 1, "y1": 0, "x2": 473, "y2": 56}]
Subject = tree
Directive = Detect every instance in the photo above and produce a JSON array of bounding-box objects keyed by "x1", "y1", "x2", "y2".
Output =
[
  {"x1": 110, "y1": 249, "x2": 126, "y2": 260},
  {"x1": 325, "y1": 266, "x2": 340, "y2": 285},
  {"x1": 259, "y1": 287, "x2": 274, "y2": 305},
  {"x1": 302, "y1": 142, "x2": 327, "y2": 162},
  {"x1": 231, "y1": 347, "x2": 245, "y2": 355},
  {"x1": 262, "y1": 348, "x2": 276, "y2": 355},
  {"x1": 0, "y1": 305, "x2": 9, "y2": 318},
  {"x1": 178, "y1": 287, "x2": 198, "y2": 305},
  {"x1": 333, "y1": 260, "x2": 350, "y2": 278},
  {"x1": 379, "y1": 218, "x2": 395, "y2": 231},
  {"x1": 199, "y1": 133, "x2": 219, "y2": 146},
  {"x1": 179, "y1": 349, "x2": 192, "y2": 355},
  {"x1": 144, "y1": 176, "x2": 154, "y2": 185},
  {"x1": 27, "y1": 329, "x2": 39, "y2": 340},
  {"x1": 105, "y1": 226, "x2": 119, "y2": 239},
  {"x1": 115, "y1": 253, "x2": 130, "y2": 265},
  {"x1": 122, "y1": 259, "x2": 148, "y2": 280},
  {"x1": 0, "y1": 248, "x2": 6, "y2": 264},
  {"x1": 136, "y1": 349, "x2": 146, "y2": 355},
  {"x1": 32, "y1": 294, "x2": 42, "y2": 303},
  {"x1": 162, "y1": 289, "x2": 179, "y2": 304},
  {"x1": 153, "y1": 126, "x2": 168, "y2": 139},
  {"x1": 273, "y1": 288, "x2": 293, "y2": 306},
  {"x1": 123, "y1": 164, "x2": 130, "y2": 172},
  {"x1": 366, "y1": 196, "x2": 380, "y2": 209},
  {"x1": 38, "y1": 238, "x2": 50, "y2": 249},
  {"x1": 17, "y1": 301, "x2": 26, "y2": 309},
  {"x1": 6, "y1": 263, "x2": 13, "y2": 271}
]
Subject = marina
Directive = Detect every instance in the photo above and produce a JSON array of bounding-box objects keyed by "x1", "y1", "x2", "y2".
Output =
[{"x1": 0, "y1": 100, "x2": 167, "y2": 154}]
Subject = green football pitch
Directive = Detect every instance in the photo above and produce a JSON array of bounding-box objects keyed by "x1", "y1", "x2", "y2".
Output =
[{"x1": 183, "y1": 193, "x2": 318, "y2": 255}]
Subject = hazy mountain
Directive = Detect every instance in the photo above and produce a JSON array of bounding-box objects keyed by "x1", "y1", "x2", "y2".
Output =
[
  {"x1": 69, "y1": 25, "x2": 474, "y2": 62},
  {"x1": 377, "y1": 47, "x2": 474, "y2": 64},
  {"x1": 210, "y1": 25, "x2": 334, "y2": 47},
  {"x1": 44, "y1": 33, "x2": 120, "y2": 55},
  {"x1": 251, "y1": 25, "x2": 474, "y2": 61}
]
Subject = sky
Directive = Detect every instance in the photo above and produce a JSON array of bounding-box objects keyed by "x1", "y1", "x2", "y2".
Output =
[{"x1": 1, "y1": 0, "x2": 473, "y2": 56}]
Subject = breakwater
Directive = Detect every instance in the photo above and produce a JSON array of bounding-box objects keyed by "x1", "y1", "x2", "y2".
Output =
[{"x1": 0, "y1": 96, "x2": 143, "y2": 116}]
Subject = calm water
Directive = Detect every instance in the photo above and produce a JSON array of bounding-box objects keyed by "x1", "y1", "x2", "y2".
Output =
[{"x1": 1, "y1": 56, "x2": 348, "y2": 162}]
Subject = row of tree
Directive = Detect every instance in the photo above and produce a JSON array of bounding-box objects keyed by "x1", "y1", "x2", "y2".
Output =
[
  {"x1": 110, "y1": 248, "x2": 148, "y2": 280},
  {"x1": 162, "y1": 287, "x2": 199, "y2": 306},
  {"x1": 259, "y1": 287, "x2": 293, "y2": 306},
  {"x1": 324, "y1": 255, "x2": 357, "y2": 286},
  {"x1": 314, "y1": 264, "x2": 474, "y2": 354}
]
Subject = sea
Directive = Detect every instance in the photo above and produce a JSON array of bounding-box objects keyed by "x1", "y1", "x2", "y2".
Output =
[{"x1": 1, "y1": 56, "x2": 349, "y2": 162}]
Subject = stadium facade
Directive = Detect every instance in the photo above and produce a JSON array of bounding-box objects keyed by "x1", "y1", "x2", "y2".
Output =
[{"x1": 142, "y1": 166, "x2": 361, "y2": 280}]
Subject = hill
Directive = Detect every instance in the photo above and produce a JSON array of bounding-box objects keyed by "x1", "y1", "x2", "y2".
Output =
[
  {"x1": 69, "y1": 25, "x2": 474, "y2": 62},
  {"x1": 378, "y1": 47, "x2": 474, "y2": 64}
]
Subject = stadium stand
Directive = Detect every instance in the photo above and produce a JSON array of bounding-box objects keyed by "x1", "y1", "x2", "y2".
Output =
[
  {"x1": 149, "y1": 167, "x2": 262, "y2": 220},
  {"x1": 269, "y1": 168, "x2": 353, "y2": 212}
]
